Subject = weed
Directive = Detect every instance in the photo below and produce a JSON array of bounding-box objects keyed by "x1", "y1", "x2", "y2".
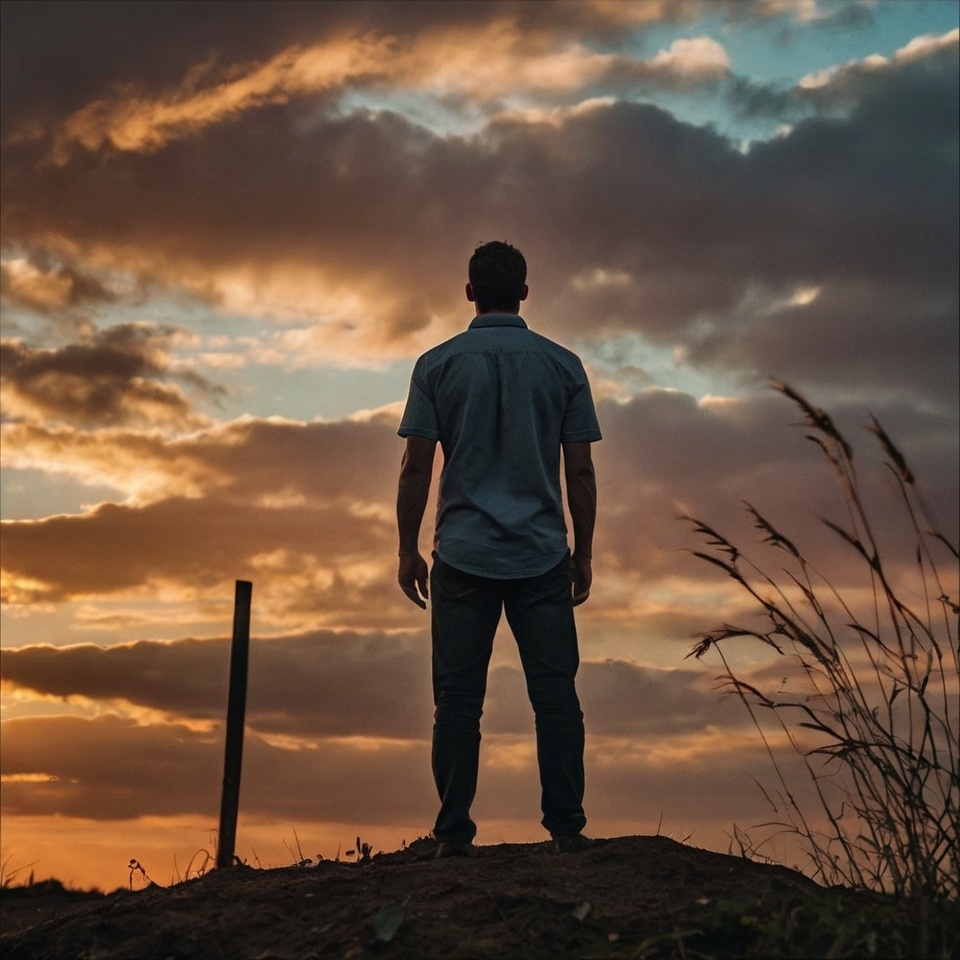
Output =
[
  {"x1": 283, "y1": 827, "x2": 313, "y2": 867},
  {"x1": 127, "y1": 858, "x2": 154, "y2": 890},
  {"x1": 685, "y1": 381, "x2": 958, "y2": 903},
  {"x1": 1, "y1": 854, "x2": 37, "y2": 889},
  {"x1": 343, "y1": 835, "x2": 373, "y2": 863},
  {"x1": 174, "y1": 848, "x2": 215, "y2": 883}
]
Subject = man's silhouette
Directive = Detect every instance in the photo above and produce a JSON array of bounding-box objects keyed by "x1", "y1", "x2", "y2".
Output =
[{"x1": 396, "y1": 241, "x2": 601, "y2": 857}]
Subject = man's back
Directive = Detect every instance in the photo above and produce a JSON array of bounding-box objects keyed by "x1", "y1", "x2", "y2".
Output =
[{"x1": 398, "y1": 313, "x2": 601, "y2": 578}]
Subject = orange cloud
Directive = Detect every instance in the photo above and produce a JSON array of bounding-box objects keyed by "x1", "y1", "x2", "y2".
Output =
[
  {"x1": 48, "y1": 32, "x2": 396, "y2": 164},
  {"x1": 44, "y1": 18, "x2": 734, "y2": 167},
  {"x1": 0, "y1": 257, "x2": 115, "y2": 313}
]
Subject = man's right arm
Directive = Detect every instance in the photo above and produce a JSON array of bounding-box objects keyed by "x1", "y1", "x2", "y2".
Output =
[
  {"x1": 396, "y1": 435, "x2": 437, "y2": 609},
  {"x1": 562, "y1": 441, "x2": 597, "y2": 606}
]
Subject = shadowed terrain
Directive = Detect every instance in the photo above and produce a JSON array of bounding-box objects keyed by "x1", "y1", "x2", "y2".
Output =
[{"x1": 3, "y1": 833, "x2": 930, "y2": 959}]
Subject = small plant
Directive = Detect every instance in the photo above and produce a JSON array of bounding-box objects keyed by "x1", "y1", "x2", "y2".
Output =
[
  {"x1": 344, "y1": 835, "x2": 373, "y2": 863},
  {"x1": 686, "y1": 381, "x2": 958, "y2": 902},
  {"x1": 174, "y1": 848, "x2": 215, "y2": 883},
  {"x1": 127, "y1": 858, "x2": 154, "y2": 890},
  {"x1": 1, "y1": 854, "x2": 38, "y2": 889},
  {"x1": 358, "y1": 836, "x2": 373, "y2": 863},
  {"x1": 283, "y1": 827, "x2": 313, "y2": 867}
]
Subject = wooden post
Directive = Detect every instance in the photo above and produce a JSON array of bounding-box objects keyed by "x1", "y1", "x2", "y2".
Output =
[{"x1": 217, "y1": 579, "x2": 253, "y2": 869}]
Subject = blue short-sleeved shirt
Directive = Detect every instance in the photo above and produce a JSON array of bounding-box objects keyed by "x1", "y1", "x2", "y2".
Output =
[{"x1": 398, "y1": 314, "x2": 602, "y2": 579}]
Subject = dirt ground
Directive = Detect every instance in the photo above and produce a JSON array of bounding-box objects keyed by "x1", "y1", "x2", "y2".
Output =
[{"x1": 0, "y1": 834, "x2": 837, "y2": 959}]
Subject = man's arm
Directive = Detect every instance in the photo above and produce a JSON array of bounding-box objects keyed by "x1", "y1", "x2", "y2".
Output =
[
  {"x1": 562, "y1": 441, "x2": 597, "y2": 606},
  {"x1": 396, "y1": 435, "x2": 437, "y2": 609}
]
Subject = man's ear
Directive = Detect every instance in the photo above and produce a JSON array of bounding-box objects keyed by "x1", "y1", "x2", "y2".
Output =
[
  {"x1": 465, "y1": 283, "x2": 475, "y2": 302},
  {"x1": 519, "y1": 284, "x2": 529, "y2": 302}
]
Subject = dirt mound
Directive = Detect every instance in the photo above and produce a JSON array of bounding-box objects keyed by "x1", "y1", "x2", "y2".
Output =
[{"x1": 1, "y1": 835, "x2": 825, "y2": 959}]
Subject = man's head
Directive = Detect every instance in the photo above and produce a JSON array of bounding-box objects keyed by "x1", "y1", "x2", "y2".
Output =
[{"x1": 467, "y1": 241, "x2": 528, "y2": 314}]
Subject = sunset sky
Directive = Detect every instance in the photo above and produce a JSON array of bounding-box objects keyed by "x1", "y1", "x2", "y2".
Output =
[{"x1": 1, "y1": 0, "x2": 957, "y2": 892}]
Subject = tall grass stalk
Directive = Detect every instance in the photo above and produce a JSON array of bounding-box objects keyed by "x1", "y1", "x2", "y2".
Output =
[{"x1": 686, "y1": 381, "x2": 958, "y2": 901}]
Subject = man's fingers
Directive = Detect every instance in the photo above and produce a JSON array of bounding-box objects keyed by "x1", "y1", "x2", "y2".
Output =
[
  {"x1": 398, "y1": 555, "x2": 429, "y2": 609},
  {"x1": 402, "y1": 585, "x2": 427, "y2": 609},
  {"x1": 572, "y1": 585, "x2": 590, "y2": 607},
  {"x1": 398, "y1": 574, "x2": 427, "y2": 609},
  {"x1": 399, "y1": 573, "x2": 427, "y2": 608}
]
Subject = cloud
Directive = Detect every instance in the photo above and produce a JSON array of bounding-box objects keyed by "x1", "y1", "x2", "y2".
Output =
[
  {"x1": 0, "y1": 408, "x2": 403, "y2": 505},
  {"x1": 45, "y1": 33, "x2": 396, "y2": 164},
  {"x1": 1, "y1": 386, "x2": 954, "y2": 635},
  {"x1": 0, "y1": 257, "x2": 116, "y2": 313},
  {"x1": 1, "y1": 635, "x2": 769, "y2": 828},
  {"x1": 633, "y1": 36, "x2": 731, "y2": 86},
  {"x1": 0, "y1": 494, "x2": 404, "y2": 623},
  {"x1": 0, "y1": 674, "x2": 812, "y2": 844},
  {"x1": 0, "y1": 632, "x2": 433, "y2": 739},
  {"x1": 1, "y1": 633, "x2": 745, "y2": 743},
  {"x1": 797, "y1": 27, "x2": 959, "y2": 101},
  {"x1": 3, "y1": 31, "x2": 954, "y2": 407},
  {"x1": 35, "y1": 16, "x2": 734, "y2": 166},
  {"x1": 0, "y1": 407, "x2": 422, "y2": 626},
  {"x1": 0, "y1": 323, "x2": 220, "y2": 428}
]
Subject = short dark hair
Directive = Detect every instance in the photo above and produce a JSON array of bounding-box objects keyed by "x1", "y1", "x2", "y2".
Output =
[{"x1": 468, "y1": 241, "x2": 527, "y2": 313}]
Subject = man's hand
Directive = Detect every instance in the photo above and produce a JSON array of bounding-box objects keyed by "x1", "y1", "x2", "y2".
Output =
[
  {"x1": 398, "y1": 553, "x2": 429, "y2": 609},
  {"x1": 570, "y1": 553, "x2": 592, "y2": 606}
]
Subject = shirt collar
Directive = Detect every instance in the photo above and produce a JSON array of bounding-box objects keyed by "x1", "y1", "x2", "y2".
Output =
[{"x1": 468, "y1": 313, "x2": 528, "y2": 329}]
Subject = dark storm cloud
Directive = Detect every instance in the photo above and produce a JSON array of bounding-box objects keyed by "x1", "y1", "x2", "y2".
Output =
[
  {"x1": 684, "y1": 279, "x2": 959, "y2": 407},
  {"x1": 0, "y1": 323, "x2": 219, "y2": 426},
  {"x1": 0, "y1": 632, "x2": 433, "y2": 739}
]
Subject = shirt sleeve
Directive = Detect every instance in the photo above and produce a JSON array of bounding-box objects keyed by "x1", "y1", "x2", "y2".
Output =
[
  {"x1": 560, "y1": 365, "x2": 602, "y2": 443},
  {"x1": 398, "y1": 358, "x2": 440, "y2": 440}
]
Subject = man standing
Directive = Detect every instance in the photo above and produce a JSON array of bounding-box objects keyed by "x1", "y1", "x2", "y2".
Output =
[{"x1": 396, "y1": 241, "x2": 601, "y2": 857}]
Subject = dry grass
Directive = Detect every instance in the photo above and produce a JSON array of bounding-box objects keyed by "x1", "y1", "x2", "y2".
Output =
[{"x1": 685, "y1": 380, "x2": 958, "y2": 903}]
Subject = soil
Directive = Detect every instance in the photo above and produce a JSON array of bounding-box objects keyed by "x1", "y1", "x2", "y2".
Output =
[{"x1": 0, "y1": 834, "x2": 833, "y2": 959}]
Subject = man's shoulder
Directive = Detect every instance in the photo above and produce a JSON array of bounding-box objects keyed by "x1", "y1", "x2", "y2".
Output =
[
  {"x1": 527, "y1": 327, "x2": 580, "y2": 356},
  {"x1": 525, "y1": 328, "x2": 588, "y2": 374},
  {"x1": 413, "y1": 330, "x2": 471, "y2": 368}
]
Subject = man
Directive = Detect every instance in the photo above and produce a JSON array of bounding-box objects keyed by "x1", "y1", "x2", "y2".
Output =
[{"x1": 396, "y1": 241, "x2": 601, "y2": 858}]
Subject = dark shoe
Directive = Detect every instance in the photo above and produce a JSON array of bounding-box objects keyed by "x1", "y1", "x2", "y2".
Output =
[
  {"x1": 551, "y1": 833, "x2": 594, "y2": 854},
  {"x1": 435, "y1": 840, "x2": 474, "y2": 859}
]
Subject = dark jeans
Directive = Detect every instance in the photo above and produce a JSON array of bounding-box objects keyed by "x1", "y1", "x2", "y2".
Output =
[{"x1": 429, "y1": 552, "x2": 586, "y2": 843}]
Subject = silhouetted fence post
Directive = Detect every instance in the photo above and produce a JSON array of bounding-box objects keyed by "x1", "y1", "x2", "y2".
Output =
[{"x1": 217, "y1": 579, "x2": 253, "y2": 869}]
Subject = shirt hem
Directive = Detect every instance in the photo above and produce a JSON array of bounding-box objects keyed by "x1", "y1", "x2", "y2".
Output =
[{"x1": 435, "y1": 547, "x2": 569, "y2": 580}]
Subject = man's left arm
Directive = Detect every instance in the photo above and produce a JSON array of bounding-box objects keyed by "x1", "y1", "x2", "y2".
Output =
[{"x1": 396, "y1": 435, "x2": 437, "y2": 609}]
